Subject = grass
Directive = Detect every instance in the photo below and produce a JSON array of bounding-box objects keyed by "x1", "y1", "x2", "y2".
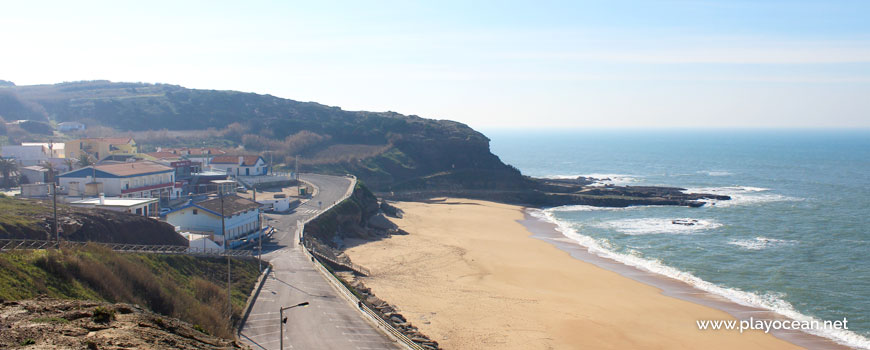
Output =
[
  {"x1": 0, "y1": 245, "x2": 262, "y2": 338},
  {"x1": 0, "y1": 197, "x2": 43, "y2": 233}
]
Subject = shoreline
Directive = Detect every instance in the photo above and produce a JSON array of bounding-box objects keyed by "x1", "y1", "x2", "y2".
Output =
[
  {"x1": 520, "y1": 210, "x2": 852, "y2": 350},
  {"x1": 345, "y1": 198, "x2": 819, "y2": 349}
]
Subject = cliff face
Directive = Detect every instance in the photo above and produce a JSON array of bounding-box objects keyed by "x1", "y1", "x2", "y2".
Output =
[{"x1": 0, "y1": 197, "x2": 187, "y2": 246}]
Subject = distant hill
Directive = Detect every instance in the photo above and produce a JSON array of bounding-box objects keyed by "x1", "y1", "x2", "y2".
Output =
[{"x1": 0, "y1": 80, "x2": 527, "y2": 192}]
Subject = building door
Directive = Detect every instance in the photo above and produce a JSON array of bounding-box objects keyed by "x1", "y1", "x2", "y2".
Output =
[{"x1": 246, "y1": 168, "x2": 249, "y2": 176}]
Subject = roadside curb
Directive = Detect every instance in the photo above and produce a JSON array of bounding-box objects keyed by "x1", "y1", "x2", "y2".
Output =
[{"x1": 237, "y1": 263, "x2": 272, "y2": 338}]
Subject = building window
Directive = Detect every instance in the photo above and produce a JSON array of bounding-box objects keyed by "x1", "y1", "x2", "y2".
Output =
[{"x1": 192, "y1": 209, "x2": 198, "y2": 215}]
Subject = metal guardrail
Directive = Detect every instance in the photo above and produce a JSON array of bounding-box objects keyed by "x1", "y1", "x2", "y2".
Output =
[
  {"x1": 308, "y1": 248, "x2": 371, "y2": 277},
  {"x1": 0, "y1": 239, "x2": 257, "y2": 257},
  {"x1": 302, "y1": 233, "x2": 426, "y2": 350},
  {"x1": 296, "y1": 174, "x2": 427, "y2": 350}
]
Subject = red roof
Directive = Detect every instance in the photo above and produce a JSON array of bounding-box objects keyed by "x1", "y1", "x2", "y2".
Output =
[
  {"x1": 161, "y1": 147, "x2": 227, "y2": 156},
  {"x1": 94, "y1": 161, "x2": 172, "y2": 176},
  {"x1": 210, "y1": 155, "x2": 263, "y2": 166},
  {"x1": 145, "y1": 152, "x2": 181, "y2": 160},
  {"x1": 83, "y1": 137, "x2": 135, "y2": 145}
]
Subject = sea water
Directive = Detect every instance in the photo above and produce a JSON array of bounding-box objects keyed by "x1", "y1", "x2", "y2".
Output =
[{"x1": 486, "y1": 129, "x2": 869, "y2": 349}]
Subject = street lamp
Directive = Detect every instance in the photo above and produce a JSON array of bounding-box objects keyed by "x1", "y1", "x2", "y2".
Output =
[{"x1": 280, "y1": 302, "x2": 309, "y2": 350}]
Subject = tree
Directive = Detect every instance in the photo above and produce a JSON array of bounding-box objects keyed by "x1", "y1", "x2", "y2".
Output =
[
  {"x1": 78, "y1": 154, "x2": 94, "y2": 168},
  {"x1": 0, "y1": 158, "x2": 19, "y2": 188},
  {"x1": 63, "y1": 158, "x2": 76, "y2": 172}
]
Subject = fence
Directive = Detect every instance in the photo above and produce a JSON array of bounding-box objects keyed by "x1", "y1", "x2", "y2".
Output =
[{"x1": 0, "y1": 239, "x2": 257, "y2": 258}]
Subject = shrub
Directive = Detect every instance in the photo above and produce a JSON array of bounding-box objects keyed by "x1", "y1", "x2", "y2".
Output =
[{"x1": 92, "y1": 306, "x2": 115, "y2": 323}]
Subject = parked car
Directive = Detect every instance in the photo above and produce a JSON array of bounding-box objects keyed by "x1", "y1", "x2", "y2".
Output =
[{"x1": 236, "y1": 186, "x2": 248, "y2": 193}]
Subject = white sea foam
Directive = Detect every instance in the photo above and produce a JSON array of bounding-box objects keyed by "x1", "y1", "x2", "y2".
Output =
[
  {"x1": 729, "y1": 237, "x2": 798, "y2": 250},
  {"x1": 542, "y1": 173, "x2": 640, "y2": 186},
  {"x1": 548, "y1": 205, "x2": 631, "y2": 212},
  {"x1": 684, "y1": 186, "x2": 802, "y2": 207},
  {"x1": 529, "y1": 208, "x2": 870, "y2": 350},
  {"x1": 595, "y1": 218, "x2": 722, "y2": 235},
  {"x1": 698, "y1": 170, "x2": 733, "y2": 176}
]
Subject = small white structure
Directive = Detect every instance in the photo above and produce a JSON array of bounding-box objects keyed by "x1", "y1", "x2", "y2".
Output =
[
  {"x1": 20, "y1": 183, "x2": 51, "y2": 198},
  {"x1": 58, "y1": 121, "x2": 86, "y2": 132},
  {"x1": 19, "y1": 165, "x2": 50, "y2": 184},
  {"x1": 180, "y1": 232, "x2": 224, "y2": 253},
  {"x1": 209, "y1": 155, "x2": 267, "y2": 177},
  {"x1": 69, "y1": 195, "x2": 159, "y2": 216},
  {"x1": 257, "y1": 197, "x2": 297, "y2": 212},
  {"x1": 165, "y1": 194, "x2": 261, "y2": 246}
]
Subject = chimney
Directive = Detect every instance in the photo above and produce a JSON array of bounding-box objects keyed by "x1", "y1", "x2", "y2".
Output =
[
  {"x1": 239, "y1": 156, "x2": 244, "y2": 165},
  {"x1": 99, "y1": 193, "x2": 105, "y2": 205}
]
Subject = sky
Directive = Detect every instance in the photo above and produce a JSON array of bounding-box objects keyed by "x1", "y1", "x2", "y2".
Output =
[{"x1": 1, "y1": 0, "x2": 869, "y2": 129}]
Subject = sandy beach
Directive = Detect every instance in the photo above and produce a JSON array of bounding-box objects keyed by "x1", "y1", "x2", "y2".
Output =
[{"x1": 344, "y1": 198, "x2": 804, "y2": 350}]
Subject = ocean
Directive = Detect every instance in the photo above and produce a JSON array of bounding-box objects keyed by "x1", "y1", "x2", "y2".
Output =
[{"x1": 485, "y1": 129, "x2": 870, "y2": 349}]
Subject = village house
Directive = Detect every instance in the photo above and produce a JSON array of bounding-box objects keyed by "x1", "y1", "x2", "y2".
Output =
[
  {"x1": 57, "y1": 121, "x2": 86, "y2": 132},
  {"x1": 70, "y1": 195, "x2": 159, "y2": 217},
  {"x1": 165, "y1": 194, "x2": 261, "y2": 246},
  {"x1": 64, "y1": 137, "x2": 137, "y2": 161},
  {"x1": 209, "y1": 155, "x2": 267, "y2": 177},
  {"x1": 57, "y1": 160, "x2": 178, "y2": 200}
]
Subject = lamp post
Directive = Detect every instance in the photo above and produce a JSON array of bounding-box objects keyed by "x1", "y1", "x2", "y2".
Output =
[
  {"x1": 221, "y1": 190, "x2": 231, "y2": 326},
  {"x1": 280, "y1": 302, "x2": 309, "y2": 350}
]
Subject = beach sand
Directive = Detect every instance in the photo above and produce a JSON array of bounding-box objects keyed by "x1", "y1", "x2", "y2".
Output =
[{"x1": 344, "y1": 198, "x2": 803, "y2": 350}]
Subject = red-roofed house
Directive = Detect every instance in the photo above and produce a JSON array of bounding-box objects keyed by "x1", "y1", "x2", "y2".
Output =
[{"x1": 209, "y1": 155, "x2": 267, "y2": 176}]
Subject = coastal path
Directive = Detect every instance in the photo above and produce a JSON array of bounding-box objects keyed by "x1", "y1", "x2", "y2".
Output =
[{"x1": 239, "y1": 174, "x2": 402, "y2": 350}]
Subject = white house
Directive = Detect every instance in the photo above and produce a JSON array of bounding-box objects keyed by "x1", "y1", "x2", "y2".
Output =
[
  {"x1": 70, "y1": 195, "x2": 159, "y2": 217},
  {"x1": 21, "y1": 142, "x2": 65, "y2": 158},
  {"x1": 209, "y1": 155, "x2": 267, "y2": 177},
  {"x1": 58, "y1": 121, "x2": 86, "y2": 132},
  {"x1": 1, "y1": 145, "x2": 48, "y2": 166},
  {"x1": 58, "y1": 161, "x2": 176, "y2": 199},
  {"x1": 164, "y1": 194, "x2": 261, "y2": 246}
]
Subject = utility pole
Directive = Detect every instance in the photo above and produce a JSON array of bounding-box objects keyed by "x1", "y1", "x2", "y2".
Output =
[
  {"x1": 52, "y1": 183, "x2": 59, "y2": 249},
  {"x1": 280, "y1": 302, "x2": 309, "y2": 350},
  {"x1": 294, "y1": 155, "x2": 299, "y2": 180}
]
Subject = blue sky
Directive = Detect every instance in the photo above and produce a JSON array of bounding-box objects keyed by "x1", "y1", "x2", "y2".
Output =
[{"x1": 1, "y1": 0, "x2": 868, "y2": 128}]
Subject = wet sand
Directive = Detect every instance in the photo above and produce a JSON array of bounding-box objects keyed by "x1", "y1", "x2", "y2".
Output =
[{"x1": 343, "y1": 198, "x2": 830, "y2": 349}]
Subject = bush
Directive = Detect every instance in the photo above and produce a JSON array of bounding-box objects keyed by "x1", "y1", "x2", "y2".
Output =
[{"x1": 92, "y1": 306, "x2": 115, "y2": 323}]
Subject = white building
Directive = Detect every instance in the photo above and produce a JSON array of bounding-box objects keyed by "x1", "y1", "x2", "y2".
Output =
[
  {"x1": 58, "y1": 161, "x2": 177, "y2": 199},
  {"x1": 1, "y1": 145, "x2": 48, "y2": 166},
  {"x1": 209, "y1": 155, "x2": 267, "y2": 177},
  {"x1": 70, "y1": 196, "x2": 159, "y2": 217},
  {"x1": 58, "y1": 121, "x2": 86, "y2": 132},
  {"x1": 165, "y1": 194, "x2": 261, "y2": 246},
  {"x1": 21, "y1": 142, "x2": 65, "y2": 158}
]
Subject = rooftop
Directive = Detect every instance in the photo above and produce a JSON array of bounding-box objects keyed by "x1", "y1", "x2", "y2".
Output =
[
  {"x1": 94, "y1": 161, "x2": 173, "y2": 176},
  {"x1": 210, "y1": 155, "x2": 263, "y2": 166},
  {"x1": 195, "y1": 195, "x2": 260, "y2": 217},
  {"x1": 77, "y1": 137, "x2": 135, "y2": 144},
  {"x1": 71, "y1": 197, "x2": 157, "y2": 207}
]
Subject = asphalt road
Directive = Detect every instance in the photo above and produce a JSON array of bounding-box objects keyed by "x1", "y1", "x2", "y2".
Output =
[{"x1": 239, "y1": 174, "x2": 401, "y2": 350}]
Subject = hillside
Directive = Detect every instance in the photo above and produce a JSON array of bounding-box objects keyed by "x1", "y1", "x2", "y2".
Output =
[
  {"x1": 0, "y1": 298, "x2": 247, "y2": 349},
  {"x1": 0, "y1": 197, "x2": 187, "y2": 245},
  {"x1": 0, "y1": 81, "x2": 729, "y2": 208},
  {"x1": 0, "y1": 80, "x2": 526, "y2": 192},
  {"x1": 0, "y1": 245, "x2": 260, "y2": 339}
]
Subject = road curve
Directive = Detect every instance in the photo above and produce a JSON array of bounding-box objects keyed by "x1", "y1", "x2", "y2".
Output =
[{"x1": 239, "y1": 174, "x2": 401, "y2": 350}]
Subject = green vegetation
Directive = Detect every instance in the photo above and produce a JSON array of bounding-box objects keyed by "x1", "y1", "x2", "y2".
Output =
[
  {"x1": 0, "y1": 197, "x2": 43, "y2": 234},
  {"x1": 0, "y1": 245, "x2": 262, "y2": 338},
  {"x1": 92, "y1": 306, "x2": 116, "y2": 323}
]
